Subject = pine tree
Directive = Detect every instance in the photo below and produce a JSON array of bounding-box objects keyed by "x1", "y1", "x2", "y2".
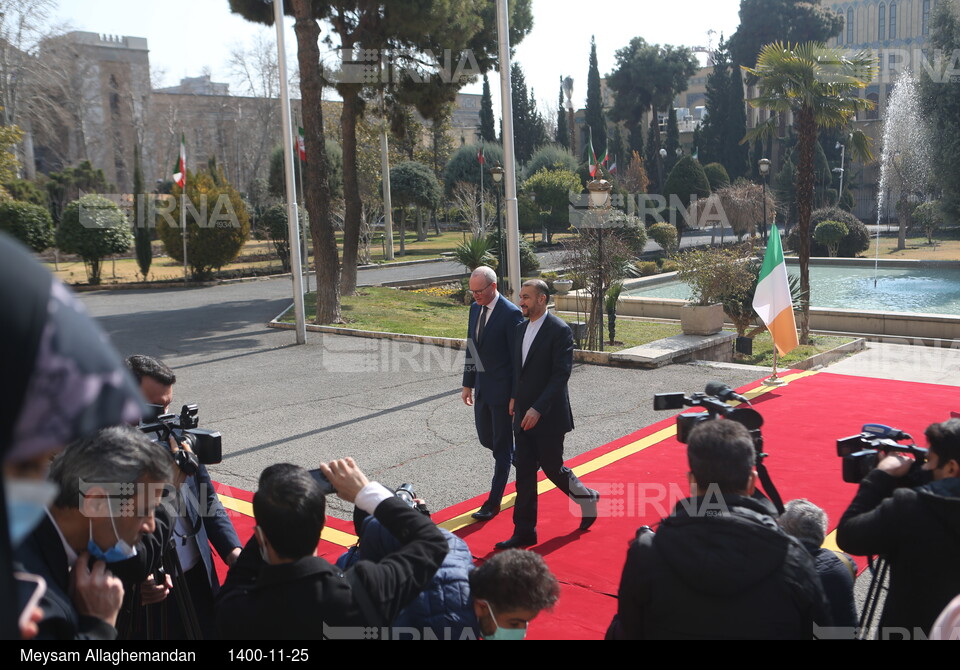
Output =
[
  {"x1": 555, "y1": 77, "x2": 569, "y2": 148},
  {"x1": 646, "y1": 116, "x2": 663, "y2": 193},
  {"x1": 510, "y1": 63, "x2": 547, "y2": 164},
  {"x1": 479, "y1": 73, "x2": 497, "y2": 143},
  {"x1": 700, "y1": 37, "x2": 749, "y2": 179},
  {"x1": 585, "y1": 36, "x2": 607, "y2": 162},
  {"x1": 132, "y1": 144, "x2": 151, "y2": 280}
]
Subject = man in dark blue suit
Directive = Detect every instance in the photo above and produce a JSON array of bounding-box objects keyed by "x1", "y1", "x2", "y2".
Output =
[
  {"x1": 462, "y1": 266, "x2": 524, "y2": 521},
  {"x1": 495, "y1": 280, "x2": 599, "y2": 549},
  {"x1": 126, "y1": 355, "x2": 241, "y2": 639}
]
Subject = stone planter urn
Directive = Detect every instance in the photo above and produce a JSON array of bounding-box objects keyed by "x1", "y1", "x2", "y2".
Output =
[
  {"x1": 680, "y1": 303, "x2": 724, "y2": 336},
  {"x1": 553, "y1": 279, "x2": 574, "y2": 295}
]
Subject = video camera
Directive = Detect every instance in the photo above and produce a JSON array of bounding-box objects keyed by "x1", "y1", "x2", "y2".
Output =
[
  {"x1": 654, "y1": 382, "x2": 764, "y2": 455},
  {"x1": 139, "y1": 403, "x2": 222, "y2": 475},
  {"x1": 836, "y1": 424, "x2": 929, "y2": 484}
]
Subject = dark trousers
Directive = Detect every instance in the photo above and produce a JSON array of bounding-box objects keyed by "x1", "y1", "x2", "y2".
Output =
[
  {"x1": 512, "y1": 429, "x2": 592, "y2": 535},
  {"x1": 474, "y1": 396, "x2": 514, "y2": 509}
]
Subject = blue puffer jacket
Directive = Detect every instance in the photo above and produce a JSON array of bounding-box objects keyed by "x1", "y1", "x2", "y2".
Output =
[{"x1": 337, "y1": 516, "x2": 481, "y2": 640}]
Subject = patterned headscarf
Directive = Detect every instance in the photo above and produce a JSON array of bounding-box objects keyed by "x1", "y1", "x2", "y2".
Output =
[{"x1": 0, "y1": 233, "x2": 144, "y2": 463}]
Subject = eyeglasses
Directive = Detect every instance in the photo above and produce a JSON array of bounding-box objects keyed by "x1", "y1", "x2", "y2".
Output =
[{"x1": 470, "y1": 283, "x2": 493, "y2": 295}]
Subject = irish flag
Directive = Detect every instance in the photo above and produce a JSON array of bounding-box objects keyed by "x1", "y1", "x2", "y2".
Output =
[
  {"x1": 752, "y1": 223, "x2": 798, "y2": 356},
  {"x1": 588, "y1": 128, "x2": 598, "y2": 177},
  {"x1": 172, "y1": 135, "x2": 186, "y2": 189}
]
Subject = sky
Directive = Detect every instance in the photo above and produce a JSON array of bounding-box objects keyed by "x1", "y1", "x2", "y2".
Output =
[{"x1": 52, "y1": 0, "x2": 743, "y2": 117}]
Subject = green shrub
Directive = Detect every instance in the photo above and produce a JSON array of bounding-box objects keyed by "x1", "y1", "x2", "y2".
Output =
[
  {"x1": 648, "y1": 222, "x2": 678, "y2": 252},
  {"x1": 785, "y1": 207, "x2": 870, "y2": 257},
  {"x1": 814, "y1": 220, "x2": 848, "y2": 257},
  {"x1": 0, "y1": 200, "x2": 54, "y2": 252},
  {"x1": 453, "y1": 235, "x2": 496, "y2": 271},
  {"x1": 703, "y1": 162, "x2": 731, "y2": 191},
  {"x1": 914, "y1": 201, "x2": 944, "y2": 244},
  {"x1": 660, "y1": 258, "x2": 679, "y2": 273},
  {"x1": 488, "y1": 229, "x2": 540, "y2": 275},
  {"x1": 638, "y1": 261, "x2": 658, "y2": 276},
  {"x1": 525, "y1": 144, "x2": 579, "y2": 178},
  {"x1": 156, "y1": 167, "x2": 250, "y2": 280},
  {"x1": 57, "y1": 195, "x2": 133, "y2": 284}
]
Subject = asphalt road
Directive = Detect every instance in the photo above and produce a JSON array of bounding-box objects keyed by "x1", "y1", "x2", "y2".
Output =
[{"x1": 80, "y1": 273, "x2": 761, "y2": 520}]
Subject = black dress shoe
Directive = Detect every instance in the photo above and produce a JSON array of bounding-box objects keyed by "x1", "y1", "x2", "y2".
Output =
[
  {"x1": 579, "y1": 489, "x2": 600, "y2": 531},
  {"x1": 495, "y1": 533, "x2": 537, "y2": 549},
  {"x1": 471, "y1": 506, "x2": 500, "y2": 521}
]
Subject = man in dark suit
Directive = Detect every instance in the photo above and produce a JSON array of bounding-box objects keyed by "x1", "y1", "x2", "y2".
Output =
[
  {"x1": 495, "y1": 280, "x2": 599, "y2": 549},
  {"x1": 126, "y1": 355, "x2": 241, "y2": 639},
  {"x1": 15, "y1": 426, "x2": 174, "y2": 640},
  {"x1": 462, "y1": 266, "x2": 524, "y2": 521}
]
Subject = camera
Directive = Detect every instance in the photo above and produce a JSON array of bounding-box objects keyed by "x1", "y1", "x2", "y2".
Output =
[
  {"x1": 836, "y1": 424, "x2": 929, "y2": 484},
  {"x1": 654, "y1": 383, "x2": 764, "y2": 453},
  {"x1": 139, "y1": 403, "x2": 222, "y2": 474}
]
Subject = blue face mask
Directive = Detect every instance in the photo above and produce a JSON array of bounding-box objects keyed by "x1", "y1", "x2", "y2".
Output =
[
  {"x1": 87, "y1": 515, "x2": 138, "y2": 563},
  {"x1": 4, "y1": 479, "x2": 59, "y2": 548},
  {"x1": 480, "y1": 600, "x2": 527, "y2": 641}
]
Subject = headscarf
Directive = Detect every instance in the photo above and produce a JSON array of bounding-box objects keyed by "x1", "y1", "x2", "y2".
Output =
[{"x1": 0, "y1": 233, "x2": 143, "y2": 462}]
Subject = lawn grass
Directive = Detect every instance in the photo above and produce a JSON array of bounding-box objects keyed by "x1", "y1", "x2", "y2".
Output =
[
  {"x1": 735, "y1": 333, "x2": 854, "y2": 368},
  {"x1": 864, "y1": 227, "x2": 960, "y2": 261}
]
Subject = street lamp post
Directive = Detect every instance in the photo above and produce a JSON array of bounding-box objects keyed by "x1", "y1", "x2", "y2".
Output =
[
  {"x1": 658, "y1": 147, "x2": 667, "y2": 193},
  {"x1": 491, "y1": 163, "x2": 505, "y2": 286},
  {"x1": 833, "y1": 140, "x2": 846, "y2": 207},
  {"x1": 587, "y1": 177, "x2": 612, "y2": 352},
  {"x1": 759, "y1": 158, "x2": 771, "y2": 243}
]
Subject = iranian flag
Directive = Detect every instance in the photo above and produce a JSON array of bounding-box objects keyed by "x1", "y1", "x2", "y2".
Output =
[
  {"x1": 297, "y1": 127, "x2": 307, "y2": 162},
  {"x1": 588, "y1": 128, "x2": 598, "y2": 177},
  {"x1": 477, "y1": 143, "x2": 485, "y2": 165},
  {"x1": 172, "y1": 135, "x2": 186, "y2": 189},
  {"x1": 752, "y1": 223, "x2": 799, "y2": 356}
]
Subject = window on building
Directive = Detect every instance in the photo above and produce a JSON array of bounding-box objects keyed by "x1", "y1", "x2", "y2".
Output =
[
  {"x1": 923, "y1": 0, "x2": 932, "y2": 36},
  {"x1": 889, "y1": 3, "x2": 897, "y2": 39},
  {"x1": 879, "y1": 4, "x2": 886, "y2": 40},
  {"x1": 847, "y1": 9, "x2": 855, "y2": 43},
  {"x1": 866, "y1": 92, "x2": 880, "y2": 121}
]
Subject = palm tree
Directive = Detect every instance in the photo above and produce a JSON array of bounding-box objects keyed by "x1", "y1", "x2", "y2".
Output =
[{"x1": 743, "y1": 42, "x2": 877, "y2": 344}]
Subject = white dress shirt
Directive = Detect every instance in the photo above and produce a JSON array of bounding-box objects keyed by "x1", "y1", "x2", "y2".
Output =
[{"x1": 521, "y1": 312, "x2": 547, "y2": 366}]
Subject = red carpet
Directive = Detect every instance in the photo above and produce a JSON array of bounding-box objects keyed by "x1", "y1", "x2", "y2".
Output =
[{"x1": 213, "y1": 371, "x2": 960, "y2": 640}]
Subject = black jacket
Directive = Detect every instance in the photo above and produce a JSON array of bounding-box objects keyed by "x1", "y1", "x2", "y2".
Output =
[
  {"x1": 214, "y1": 497, "x2": 448, "y2": 640},
  {"x1": 15, "y1": 515, "x2": 117, "y2": 640},
  {"x1": 512, "y1": 312, "x2": 574, "y2": 435},
  {"x1": 615, "y1": 494, "x2": 831, "y2": 639},
  {"x1": 837, "y1": 472, "x2": 960, "y2": 638}
]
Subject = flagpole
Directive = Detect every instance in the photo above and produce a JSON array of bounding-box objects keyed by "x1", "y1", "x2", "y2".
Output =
[
  {"x1": 479, "y1": 145, "x2": 485, "y2": 234},
  {"x1": 496, "y1": 0, "x2": 521, "y2": 303},
  {"x1": 296, "y1": 115, "x2": 309, "y2": 294},
  {"x1": 766, "y1": 345, "x2": 786, "y2": 386},
  {"x1": 273, "y1": 0, "x2": 307, "y2": 345},
  {"x1": 181, "y1": 189, "x2": 187, "y2": 283}
]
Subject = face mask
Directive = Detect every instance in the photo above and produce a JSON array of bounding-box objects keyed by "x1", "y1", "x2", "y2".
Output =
[
  {"x1": 480, "y1": 600, "x2": 527, "y2": 641},
  {"x1": 87, "y1": 513, "x2": 138, "y2": 563},
  {"x1": 4, "y1": 479, "x2": 59, "y2": 548}
]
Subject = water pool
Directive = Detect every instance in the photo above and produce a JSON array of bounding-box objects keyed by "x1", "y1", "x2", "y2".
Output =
[{"x1": 624, "y1": 265, "x2": 960, "y2": 316}]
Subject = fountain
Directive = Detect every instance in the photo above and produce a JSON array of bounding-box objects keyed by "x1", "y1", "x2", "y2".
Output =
[{"x1": 875, "y1": 70, "x2": 935, "y2": 284}]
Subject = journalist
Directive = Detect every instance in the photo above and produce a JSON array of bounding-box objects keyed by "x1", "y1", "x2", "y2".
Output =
[
  {"x1": 837, "y1": 418, "x2": 960, "y2": 638},
  {"x1": 612, "y1": 420, "x2": 830, "y2": 639},
  {"x1": 215, "y1": 458, "x2": 448, "y2": 639}
]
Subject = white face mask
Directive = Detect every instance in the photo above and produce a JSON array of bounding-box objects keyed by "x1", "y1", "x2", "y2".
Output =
[{"x1": 4, "y1": 479, "x2": 59, "y2": 547}]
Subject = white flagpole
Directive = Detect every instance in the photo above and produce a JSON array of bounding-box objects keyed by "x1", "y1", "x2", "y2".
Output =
[
  {"x1": 181, "y1": 189, "x2": 187, "y2": 283},
  {"x1": 480, "y1": 145, "x2": 485, "y2": 234},
  {"x1": 273, "y1": 0, "x2": 306, "y2": 344}
]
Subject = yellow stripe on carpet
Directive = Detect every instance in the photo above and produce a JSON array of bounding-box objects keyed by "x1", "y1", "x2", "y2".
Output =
[
  {"x1": 441, "y1": 370, "x2": 821, "y2": 532},
  {"x1": 217, "y1": 492, "x2": 358, "y2": 547}
]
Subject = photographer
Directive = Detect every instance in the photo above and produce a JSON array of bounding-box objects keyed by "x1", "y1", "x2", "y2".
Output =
[
  {"x1": 215, "y1": 458, "x2": 448, "y2": 639},
  {"x1": 125, "y1": 354, "x2": 240, "y2": 640},
  {"x1": 612, "y1": 420, "x2": 830, "y2": 639},
  {"x1": 837, "y1": 418, "x2": 960, "y2": 638}
]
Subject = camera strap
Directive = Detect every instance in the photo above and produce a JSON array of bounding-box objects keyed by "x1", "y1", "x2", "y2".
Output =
[
  {"x1": 345, "y1": 570, "x2": 387, "y2": 628},
  {"x1": 756, "y1": 462, "x2": 785, "y2": 515}
]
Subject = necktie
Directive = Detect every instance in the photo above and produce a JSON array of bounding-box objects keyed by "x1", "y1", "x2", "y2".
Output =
[{"x1": 477, "y1": 305, "x2": 488, "y2": 344}]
